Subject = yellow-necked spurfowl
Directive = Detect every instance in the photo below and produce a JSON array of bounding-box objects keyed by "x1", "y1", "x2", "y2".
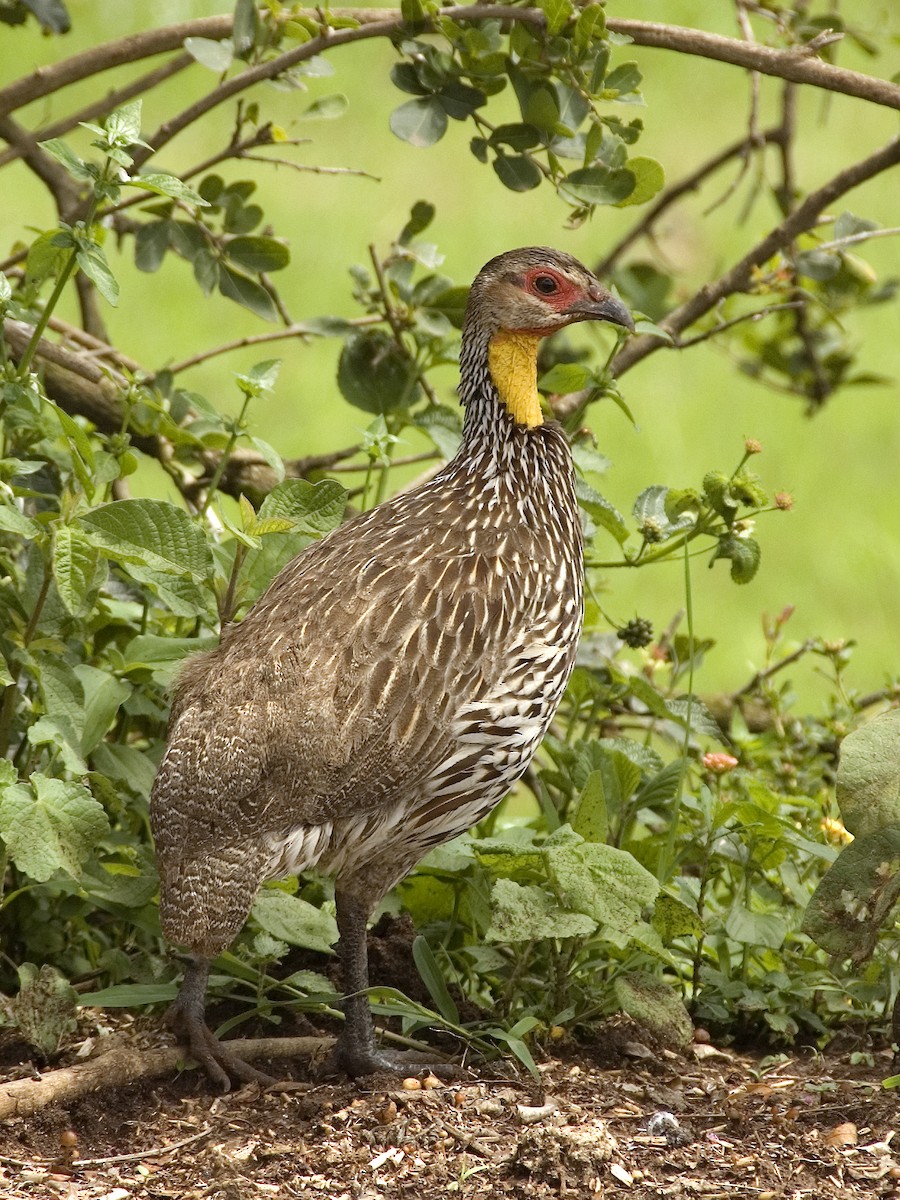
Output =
[{"x1": 150, "y1": 248, "x2": 633, "y2": 1087}]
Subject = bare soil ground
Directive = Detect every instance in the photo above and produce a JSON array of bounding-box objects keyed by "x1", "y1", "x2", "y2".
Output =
[{"x1": 1, "y1": 1018, "x2": 898, "y2": 1200}]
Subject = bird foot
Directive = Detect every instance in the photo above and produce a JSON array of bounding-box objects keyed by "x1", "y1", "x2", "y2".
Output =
[
  {"x1": 321, "y1": 1039, "x2": 462, "y2": 1081},
  {"x1": 167, "y1": 1004, "x2": 275, "y2": 1092}
]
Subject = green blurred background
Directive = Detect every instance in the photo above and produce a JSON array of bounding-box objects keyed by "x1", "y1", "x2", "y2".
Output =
[{"x1": 1, "y1": 1, "x2": 898, "y2": 700}]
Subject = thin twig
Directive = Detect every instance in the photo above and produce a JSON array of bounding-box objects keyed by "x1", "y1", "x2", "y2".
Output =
[
  {"x1": 74, "y1": 1127, "x2": 213, "y2": 1168},
  {"x1": 240, "y1": 152, "x2": 379, "y2": 180},
  {"x1": 733, "y1": 640, "x2": 817, "y2": 698},
  {"x1": 369, "y1": 243, "x2": 441, "y2": 407},
  {"x1": 674, "y1": 301, "x2": 803, "y2": 348},
  {"x1": 595, "y1": 128, "x2": 781, "y2": 275},
  {"x1": 611, "y1": 134, "x2": 900, "y2": 378}
]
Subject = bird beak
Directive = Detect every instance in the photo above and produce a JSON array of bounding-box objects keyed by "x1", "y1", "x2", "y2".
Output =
[{"x1": 565, "y1": 289, "x2": 634, "y2": 333}]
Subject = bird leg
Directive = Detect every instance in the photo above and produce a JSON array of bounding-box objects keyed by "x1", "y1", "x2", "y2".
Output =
[
  {"x1": 167, "y1": 954, "x2": 275, "y2": 1090},
  {"x1": 325, "y1": 887, "x2": 458, "y2": 1079}
]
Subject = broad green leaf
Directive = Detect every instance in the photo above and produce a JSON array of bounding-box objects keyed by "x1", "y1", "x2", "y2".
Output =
[
  {"x1": 399, "y1": 200, "x2": 436, "y2": 245},
  {"x1": 233, "y1": 0, "x2": 259, "y2": 57},
  {"x1": 572, "y1": 771, "x2": 608, "y2": 843},
  {"x1": 76, "y1": 241, "x2": 119, "y2": 306},
  {"x1": 80, "y1": 499, "x2": 213, "y2": 583},
  {"x1": 19, "y1": 0, "x2": 70, "y2": 34},
  {"x1": 11, "y1": 963, "x2": 77, "y2": 1056},
  {"x1": 576, "y1": 478, "x2": 628, "y2": 544},
  {"x1": 613, "y1": 970, "x2": 692, "y2": 1047},
  {"x1": 490, "y1": 123, "x2": 540, "y2": 152},
  {"x1": 561, "y1": 166, "x2": 635, "y2": 206},
  {"x1": 74, "y1": 664, "x2": 130, "y2": 755},
  {"x1": 802, "y1": 826, "x2": 900, "y2": 964},
  {"x1": 224, "y1": 235, "x2": 290, "y2": 274},
  {"x1": 539, "y1": 362, "x2": 592, "y2": 394},
  {"x1": 338, "y1": 330, "x2": 417, "y2": 413},
  {"x1": 835, "y1": 709, "x2": 900, "y2": 838},
  {"x1": 652, "y1": 893, "x2": 703, "y2": 941},
  {"x1": 604, "y1": 61, "x2": 642, "y2": 97},
  {"x1": 134, "y1": 220, "x2": 171, "y2": 272},
  {"x1": 0, "y1": 502, "x2": 40, "y2": 538},
  {"x1": 485, "y1": 878, "x2": 597, "y2": 942},
  {"x1": 546, "y1": 838, "x2": 659, "y2": 932},
  {"x1": 27, "y1": 715, "x2": 87, "y2": 775},
  {"x1": 493, "y1": 154, "x2": 542, "y2": 192},
  {"x1": 389, "y1": 97, "x2": 448, "y2": 147},
  {"x1": 724, "y1": 905, "x2": 787, "y2": 950},
  {"x1": 52, "y1": 525, "x2": 105, "y2": 615},
  {"x1": 616, "y1": 156, "x2": 665, "y2": 207},
  {"x1": 257, "y1": 478, "x2": 347, "y2": 535},
  {"x1": 0, "y1": 774, "x2": 109, "y2": 882},
  {"x1": 130, "y1": 173, "x2": 208, "y2": 206},
  {"x1": 218, "y1": 265, "x2": 278, "y2": 320},
  {"x1": 712, "y1": 534, "x2": 761, "y2": 585},
  {"x1": 252, "y1": 888, "x2": 337, "y2": 954},
  {"x1": 184, "y1": 36, "x2": 234, "y2": 72},
  {"x1": 39, "y1": 138, "x2": 93, "y2": 182},
  {"x1": 540, "y1": 0, "x2": 574, "y2": 36},
  {"x1": 26, "y1": 230, "x2": 72, "y2": 285}
]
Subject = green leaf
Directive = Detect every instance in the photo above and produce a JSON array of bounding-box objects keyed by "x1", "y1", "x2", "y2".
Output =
[
  {"x1": 338, "y1": 330, "x2": 417, "y2": 413},
  {"x1": 76, "y1": 241, "x2": 119, "y2": 306},
  {"x1": 218, "y1": 264, "x2": 278, "y2": 320},
  {"x1": 724, "y1": 905, "x2": 787, "y2": 950},
  {"x1": 258, "y1": 478, "x2": 348, "y2": 535},
  {"x1": 0, "y1": 501, "x2": 40, "y2": 538},
  {"x1": 233, "y1": 0, "x2": 259, "y2": 57},
  {"x1": 616, "y1": 156, "x2": 665, "y2": 207},
  {"x1": 539, "y1": 0, "x2": 574, "y2": 36},
  {"x1": 39, "y1": 138, "x2": 93, "y2": 183},
  {"x1": 493, "y1": 154, "x2": 542, "y2": 192},
  {"x1": 539, "y1": 362, "x2": 592, "y2": 393},
  {"x1": 52, "y1": 525, "x2": 105, "y2": 615},
  {"x1": 399, "y1": 200, "x2": 436, "y2": 245},
  {"x1": 74, "y1": 664, "x2": 130, "y2": 755},
  {"x1": 78, "y1": 982, "x2": 179, "y2": 1008},
  {"x1": 20, "y1": 0, "x2": 70, "y2": 34},
  {"x1": 11, "y1": 963, "x2": 77, "y2": 1056},
  {"x1": 652, "y1": 894, "x2": 703, "y2": 941},
  {"x1": 572, "y1": 771, "x2": 608, "y2": 843},
  {"x1": 0, "y1": 774, "x2": 109, "y2": 882},
  {"x1": 184, "y1": 36, "x2": 234, "y2": 72},
  {"x1": 835, "y1": 709, "x2": 900, "y2": 838},
  {"x1": 389, "y1": 97, "x2": 448, "y2": 147},
  {"x1": 613, "y1": 970, "x2": 692, "y2": 1047},
  {"x1": 251, "y1": 888, "x2": 337, "y2": 954},
  {"x1": 489, "y1": 123, "x2": 541, "y2": 152},
  {"x1": 561, "y1": 166, "x2": 635, "y2": 206},
  {"x1": 576, "y1": 478, "x2": 628, "y2": 544},
  {"x1": 302, "y1": 93, "x2": 349, "y2": 120},
  {"x1": 224, "y1": 235, "x2": 290, "y2": 274},
  {"x1": 134, "y1": 221, "x2": 171, "y2": 272},
  {"x1": 486, "y1": 878, "x2": 597, "y2": 942},
  {"x1": 711, "y1": 534, "x2": 761, "y2": 585},
  {"x1": 802, "y1": 826, "x2": 900, "y2": 963},
  {"x1": 130, "y1": 173, "x2": 209, "y2": 206},
  {"x1": 79, "y1": 499, "x2": 213, "y2": 584},
  {"x1": 546, "y1": 838, "x2": 659, "y2": 932},
  {"x1": 604, "y1": 61, "x2": 642, "y2": 97},
  {"x1": 412, "y1": 935, "x2": 459, "y2": 1024}
]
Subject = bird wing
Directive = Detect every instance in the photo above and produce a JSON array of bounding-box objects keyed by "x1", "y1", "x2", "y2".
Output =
[{"x1": 150, "y1": 487, "x2": 526, "y2": 859}]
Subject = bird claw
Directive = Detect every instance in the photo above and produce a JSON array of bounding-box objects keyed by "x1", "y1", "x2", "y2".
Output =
[
  {"x1": 168, "y1": 1005, "x2": 275, "y2": 1091},
  {"x1": 320, "y1": 1040, "x2": 462, "y2": 1081}
]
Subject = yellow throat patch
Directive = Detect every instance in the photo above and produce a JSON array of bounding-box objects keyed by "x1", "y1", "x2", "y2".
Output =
[{"x1": 488, "y1": 330, "x2": 544, "y2": 428}]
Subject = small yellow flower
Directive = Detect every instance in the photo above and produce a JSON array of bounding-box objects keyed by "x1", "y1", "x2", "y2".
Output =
[{"x1": 820, "y1": 816, "x2": 853, "y2": 845}]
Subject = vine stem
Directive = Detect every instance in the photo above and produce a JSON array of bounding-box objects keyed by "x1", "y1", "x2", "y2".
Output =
[
  {"x1": 658, "y1": 540, "x2": 696, "y2": 883},
  {"x1": 16, "y1": 252, "x2": 79, "y2": 377}
]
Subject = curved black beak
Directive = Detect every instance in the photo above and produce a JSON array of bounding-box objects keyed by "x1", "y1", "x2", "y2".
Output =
[{"x1": 565, "y1": 289, "x2": 634, "y2": 333}]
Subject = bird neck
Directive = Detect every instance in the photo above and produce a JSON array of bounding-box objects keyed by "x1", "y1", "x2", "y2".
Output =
[{"x1": 458, "y1": 323, "x2": 546, "y2": 452}]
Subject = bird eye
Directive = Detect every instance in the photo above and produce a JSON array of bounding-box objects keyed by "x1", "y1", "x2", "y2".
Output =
[{"x1": 533, "y1": 274, "x2": 559, "y2": 295}]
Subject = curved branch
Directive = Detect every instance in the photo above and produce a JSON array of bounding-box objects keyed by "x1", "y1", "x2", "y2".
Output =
[
  {"x1": 611, "y1": 134, "x2": 900, "y2": 378},
  {"x1": 1, "y1": 8, "x2": 897, "y2": 124}
]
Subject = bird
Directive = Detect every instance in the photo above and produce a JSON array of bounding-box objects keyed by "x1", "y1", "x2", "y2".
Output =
[{"x1": 149, "y1": 247, "x2": 633, "y2": 1088}]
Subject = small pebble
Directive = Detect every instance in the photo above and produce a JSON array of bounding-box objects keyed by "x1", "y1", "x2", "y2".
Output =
[{"x1": 401, "y1": 1077, "x2": 422, "y2": 1091}]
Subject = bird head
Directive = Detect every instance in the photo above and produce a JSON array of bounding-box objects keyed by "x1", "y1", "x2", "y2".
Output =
[{"x1": 463, "y1": 247, "x2": 633, "y2": 429}]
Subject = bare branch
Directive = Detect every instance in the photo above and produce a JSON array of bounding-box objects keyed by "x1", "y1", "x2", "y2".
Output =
[
  {"x1": 611, "y1": 134, "x2": 900, "y2": 378},
  {"x1": 1, "y1": 8, "x2": 897, "y2": 127},
  {"x1": 595, "y1": 128, "x2": 781, "y2": 275}
]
